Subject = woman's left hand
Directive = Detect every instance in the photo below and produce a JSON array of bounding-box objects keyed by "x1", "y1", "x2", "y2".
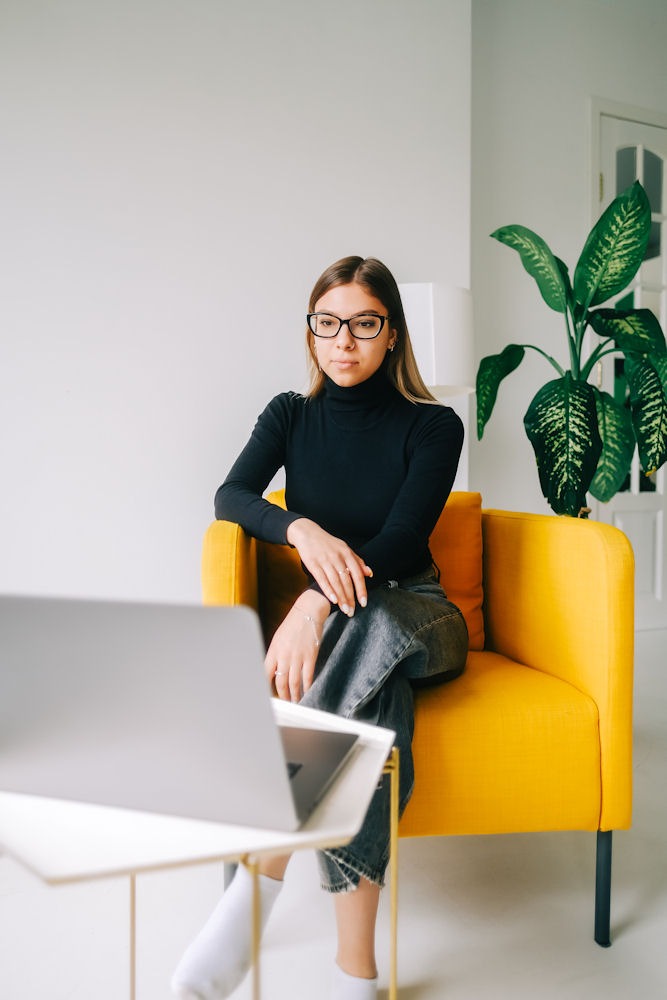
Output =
[{"x1": 265, "y1": 590, "x2": 330, "y2": 702}]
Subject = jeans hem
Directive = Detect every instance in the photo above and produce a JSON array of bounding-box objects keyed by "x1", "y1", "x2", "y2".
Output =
[{"x1": 319, "y1": 848, "x2": 389, "y2": 894}]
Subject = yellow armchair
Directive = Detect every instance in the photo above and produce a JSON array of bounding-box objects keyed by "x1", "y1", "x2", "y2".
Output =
[{"x1": 202, "y1": 491, "x2": 634, "y2": 946}]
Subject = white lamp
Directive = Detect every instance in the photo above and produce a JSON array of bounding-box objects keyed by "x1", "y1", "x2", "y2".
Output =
[{"x1": 398, "y1": 283, "x2": 475, "y2": 397}]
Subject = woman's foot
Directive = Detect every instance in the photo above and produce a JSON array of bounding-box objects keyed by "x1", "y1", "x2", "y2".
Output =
[{"x1": 171, "y1": 865, "x2": 282, "y2": 999}]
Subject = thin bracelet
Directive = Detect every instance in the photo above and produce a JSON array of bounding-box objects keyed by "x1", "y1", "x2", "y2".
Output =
[{"x1": 303, "y1": 614, "x2": 320, "y2": 647}]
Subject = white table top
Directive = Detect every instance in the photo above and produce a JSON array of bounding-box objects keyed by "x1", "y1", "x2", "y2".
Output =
[{"x1": 0, "y1": 700, "x2": 394, "y2": 885}]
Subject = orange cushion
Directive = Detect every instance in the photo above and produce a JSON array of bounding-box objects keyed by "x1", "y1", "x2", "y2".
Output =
[
  {"x1": 260, "y1": 490, "x2": 484, "y2": 651},
  {"x1": 431, "y1": 492, "x2": 484, "y2": 650}
]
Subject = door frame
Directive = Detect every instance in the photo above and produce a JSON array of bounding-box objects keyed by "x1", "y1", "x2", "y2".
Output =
[{"x1": 589, "y1": 98, "x2": 667, "y2": 629}]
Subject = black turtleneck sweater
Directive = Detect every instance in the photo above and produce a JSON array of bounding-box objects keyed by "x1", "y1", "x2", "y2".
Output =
[{"x1": 215, "y1": 367, "x2": 464, "y2": 589}]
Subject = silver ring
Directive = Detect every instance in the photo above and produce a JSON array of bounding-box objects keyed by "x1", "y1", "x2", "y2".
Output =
[
  {"x1": 339, "y1": 568, "x2": 350, "y2": 576},
  {"x1": 275, "y1": 671, "x2": 286, "y2": 677}
]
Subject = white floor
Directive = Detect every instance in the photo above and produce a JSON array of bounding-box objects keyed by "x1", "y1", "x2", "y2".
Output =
[{"x1": 1, "y1": 629, "x2": 665, "y2": 999}]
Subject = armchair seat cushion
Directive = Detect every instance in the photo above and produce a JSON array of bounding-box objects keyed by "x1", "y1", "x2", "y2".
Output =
[{"x1": 400, "y1": 650, "x2": 602, "y2": 837}]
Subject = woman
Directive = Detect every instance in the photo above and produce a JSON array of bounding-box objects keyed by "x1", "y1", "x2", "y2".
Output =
[{"x1": 172, "y1": 256, "x2": 468, "y2": 1000}]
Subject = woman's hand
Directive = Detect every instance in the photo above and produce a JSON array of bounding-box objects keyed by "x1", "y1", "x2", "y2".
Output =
[
  {"x1": 265, "y1": 590, "x2": 331, "y2": 702},
  {"x1": 286, "y1": 518, "x2": 372, "y2": 615}
]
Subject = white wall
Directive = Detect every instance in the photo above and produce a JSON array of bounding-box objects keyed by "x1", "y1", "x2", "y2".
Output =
[
  {"x1": 5, "y1": 0, "x2": 667, "y2": 597},
  {"x1": 0, "y1": 0, "x2": 472, "y2": 604},
  {"x1": 471, "y1": 0, "x2": 667, "y2": 512}
]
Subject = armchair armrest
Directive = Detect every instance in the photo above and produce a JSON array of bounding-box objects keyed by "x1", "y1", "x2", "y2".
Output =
[
  {"x1": 202, "y1": 519, "x2": 259, "y2": 611},
  {"x1": 481, "y1": 509, "x2": 634, "y2": 829}
]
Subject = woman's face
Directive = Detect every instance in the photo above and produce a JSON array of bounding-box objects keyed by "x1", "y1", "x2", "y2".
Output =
[{"x1": 311, "y1": 282, "x2": 397, "y2": 388}]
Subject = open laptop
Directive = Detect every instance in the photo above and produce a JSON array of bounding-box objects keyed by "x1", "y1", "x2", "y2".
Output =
[{"x1": 0, "y1": 595, "x2": 358, "y2": 832}]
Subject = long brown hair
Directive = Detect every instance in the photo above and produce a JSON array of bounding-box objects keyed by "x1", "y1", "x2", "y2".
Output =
[{"x1": 305, "y1": 256, "x2": 437, "y2": 404}]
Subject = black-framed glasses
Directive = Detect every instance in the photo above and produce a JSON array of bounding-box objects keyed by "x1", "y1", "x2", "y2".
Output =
[{"x1": 307, "y1": 312, "x2": 390, "y2": 340}]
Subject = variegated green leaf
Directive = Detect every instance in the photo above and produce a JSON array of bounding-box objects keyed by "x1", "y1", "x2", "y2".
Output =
[
  {"x1": 589, "y1": 389, "x2": 635, "y2": 502},
  {"x1": 523, "y1": 374, "x2": 602, "y2": 516},
  {"x1": 491, "y1": 225, "x2": 568, "y2": 313},
  {"x1": 625, "y1": 353, "x2": 667, "y2": 473},
  {"x1": 573, "y1": 181, "x2": 651, "y2": 308},
  {"x1": 476, "y1": 344, "x2": 525, "y2": 439},
  {"x1": 655, "y1": 351, "x2": 667, "y2": 389},
  {"x1": 588, "y1": 308, "x2": 665, "y2": 354}
]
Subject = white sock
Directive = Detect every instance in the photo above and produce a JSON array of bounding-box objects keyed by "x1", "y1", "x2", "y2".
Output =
[
  {"x1": 331, "y1": 962, "x2": 378, "y2": 1000},
  {"x1": 171, "y1": 865, "x2": 283, "y2": 1000}
]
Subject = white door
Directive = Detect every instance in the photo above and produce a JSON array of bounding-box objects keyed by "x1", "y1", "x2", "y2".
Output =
[{"x1": 591, "y1": 106, "x2": 667, "y2": 630}]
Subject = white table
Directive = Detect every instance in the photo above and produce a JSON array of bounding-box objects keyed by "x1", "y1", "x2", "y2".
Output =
[{"x1": 0, "y1": 700, "x2": 398, "y2": 999}]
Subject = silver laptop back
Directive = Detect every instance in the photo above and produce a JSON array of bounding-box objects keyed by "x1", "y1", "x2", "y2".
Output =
[{"x1": 0, "y1": 596, "x2": 301, "y2": 830}]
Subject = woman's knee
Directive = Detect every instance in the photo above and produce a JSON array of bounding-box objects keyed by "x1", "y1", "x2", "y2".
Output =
[{"x1": 398, "y1": 607, "x2": 468, "y2": 685}]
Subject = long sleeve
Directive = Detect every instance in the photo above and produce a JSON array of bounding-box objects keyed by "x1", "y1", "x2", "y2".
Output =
[{"x1": 214, "y1": 393, "x2": 303, "y2": 544}]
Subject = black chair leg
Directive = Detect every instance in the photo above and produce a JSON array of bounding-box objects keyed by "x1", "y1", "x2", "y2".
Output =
[{"x1": 595, "y1": 830, "x2": 612, "y2": 947}]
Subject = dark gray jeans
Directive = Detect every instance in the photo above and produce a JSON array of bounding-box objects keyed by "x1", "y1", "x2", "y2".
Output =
[{"x1": 299, "y1": 567, "x2": 468, "y2": 892}]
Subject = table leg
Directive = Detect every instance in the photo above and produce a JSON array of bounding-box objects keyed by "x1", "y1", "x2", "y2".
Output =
[
  {"x1": 383, "y1": 747, "x2": 400, "y2": 1000},
  {"x1": 241, "y1": 857, "x2": 262, "y2": 1000},
  {"x1": 129, "y1": 873, "x2": 136, "y2": 1000}
]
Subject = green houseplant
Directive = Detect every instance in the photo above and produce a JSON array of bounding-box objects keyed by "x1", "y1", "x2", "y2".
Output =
[{"x1": 477, "y1": 180, "x2": 667, "y2": 517}]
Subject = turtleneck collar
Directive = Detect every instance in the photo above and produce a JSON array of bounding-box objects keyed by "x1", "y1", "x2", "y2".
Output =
[
  {"x1": 323, "y1": 361, "x2": 395, "y2": 405},
  {"x1": 321, "y1": 362, "x2": 397, "y2": 429}
]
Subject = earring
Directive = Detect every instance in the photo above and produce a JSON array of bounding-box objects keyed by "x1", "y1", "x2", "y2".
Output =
[{"x1": 389, "y1": 342, "x2": 396, "y2": 352}]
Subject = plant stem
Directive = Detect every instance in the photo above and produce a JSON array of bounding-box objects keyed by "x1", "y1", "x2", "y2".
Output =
[
  {"x1": 580, "y1": 337, "x2": 613, "y2": 379},
  {"x1": 580, "y1": 342, "x2": 619, "y2": 382},
  {"x1": 522, "y1": 344, "x2": 566, "y2": 377},
  {"x1": 574, "y1": 313, "x2": 587, "y2": 357},
  {"x1": 566, "y1": 308, "x2": 580, "y2": 378}
]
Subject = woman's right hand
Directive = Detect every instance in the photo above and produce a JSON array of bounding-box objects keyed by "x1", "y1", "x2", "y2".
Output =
[
  {"x1": 265, "y1": 589, "x2": 330, "y2": 702},
  {"x1": 286, "y1": 518, "x2": 372, "y2": 615}
]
